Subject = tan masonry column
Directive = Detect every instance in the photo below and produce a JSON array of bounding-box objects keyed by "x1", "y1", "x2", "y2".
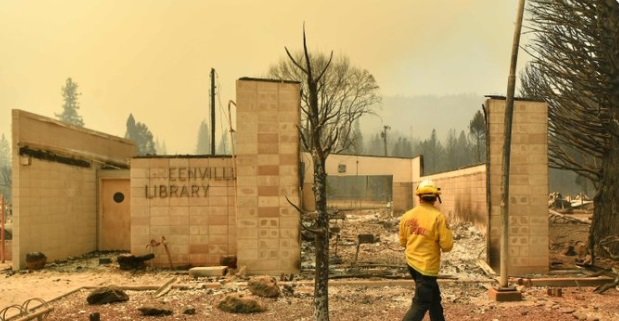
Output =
[
  {"x1": 235, "y1": 78, "x2": 302, "y2": 275},
  {"x1": 487, "y1": 97, "x2": 549, "y2": 275}
]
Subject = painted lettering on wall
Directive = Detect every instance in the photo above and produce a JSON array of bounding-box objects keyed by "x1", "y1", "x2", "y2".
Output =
[
  {"x1": 145, "y1": 185, "x2": 208, "y2": 198},
  {"x1": 144, "y1": 166, "x2": 234, "y2": 198},
  {"x1": 168, "y1": 167, "x2": 234, "y2": 181}
]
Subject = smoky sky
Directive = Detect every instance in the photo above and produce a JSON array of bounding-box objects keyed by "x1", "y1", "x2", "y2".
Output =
[{"x1": 0, "y1": 1, "x2": 527, "y2": 154}]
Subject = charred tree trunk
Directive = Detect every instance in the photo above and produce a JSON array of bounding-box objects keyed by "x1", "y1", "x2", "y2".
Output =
[
  {"x1": 590, "y1": 0, "x2": 619, "y2": 262},
  {"x1": 591, "y1": 148, "x2": 619, "y2": 261},
  {"x1": 284, "y1": 25, "x2": 370, "y2": 321},
  {"x1": 312, "y1": 154, "x2": 330, "y2": 321},
  {"x1": 307, "y1": 50, "x2": 330, "y2": 320}
]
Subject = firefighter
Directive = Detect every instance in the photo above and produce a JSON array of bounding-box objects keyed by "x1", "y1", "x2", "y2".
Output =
[{"x1": 400, "y1": 179, "x2": 454, "y2": 321}]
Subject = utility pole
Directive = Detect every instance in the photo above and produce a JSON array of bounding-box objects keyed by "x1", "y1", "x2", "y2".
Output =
[
  {"x1": 495, "y1": 0, "x2": 526, "y2": 300},
  {"x1": 381, "y1": 125, "x2": 391, "y2": 156},
  {"x1": 210, "y1": 68, "x2": 216, "y2": 155}
]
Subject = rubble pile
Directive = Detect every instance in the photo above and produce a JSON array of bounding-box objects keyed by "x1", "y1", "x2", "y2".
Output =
[{"x1": 301, "y1": 209, "x2": 489, "y2": 281}]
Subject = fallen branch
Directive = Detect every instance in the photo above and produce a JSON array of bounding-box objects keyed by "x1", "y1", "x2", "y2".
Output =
[
  {"x1": 594, "y1": 268, "x2": 619, "y2": 294},
  {"x1": 599, "y1": 236, "x2": 619, "y2": 260},
  {"x1": 576, "y1": 264, "x2": 619, "y2": 294},
  {"x1": 477, "y1": 259, "x2": 496, "y2": 277},
  {"x1": 155, "y1": 277, "x2": 178, "y2": 297},
  {"x1": 549, "y1": 209, "x2": 590, "y2": 224},
  {"x1": 594, "y1": 278, "x2": 618, "y2": 294}
]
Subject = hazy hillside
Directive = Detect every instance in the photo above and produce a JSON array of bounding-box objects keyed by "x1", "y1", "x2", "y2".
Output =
[
  {"x1": 362, "y1": 94, "x2": 585, "y2": 196},
  {"x1": 360, "y1": 94, "x2": 488, "y2": 142}
]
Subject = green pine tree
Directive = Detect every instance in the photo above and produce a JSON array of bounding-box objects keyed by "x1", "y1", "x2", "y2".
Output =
[
  {"x1": 55, "y1": 77, "x2": 84, "y2": 127},
  {"x1": 195, "y1": 120, "x2": 210, "y2": 154},
  {"x1": 124, "y1": 114, "x2": 156, "y2": 156}
]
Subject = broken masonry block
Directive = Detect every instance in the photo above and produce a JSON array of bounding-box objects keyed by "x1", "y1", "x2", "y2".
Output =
[
  {"x1": 358, "y1": 234, "x2": 376, "y2": 244},
  {"x1": 219, "y1": 255, "x2": 237, "y2": 269},
  {"x1": 25, "y1": 252, "x2": 47, "y2": 270},
  {"x1": 189, "y1": 266, "x2": 228, "y2": 278},
  {"x1": 117, "y1": 253, "x2": 155, "y2": 270},
  {"x1": 547, "y1": 288, "x2": 563, "y2": 297}
]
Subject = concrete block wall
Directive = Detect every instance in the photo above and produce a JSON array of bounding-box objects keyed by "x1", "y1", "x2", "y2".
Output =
[
  {"x1": 235, "y1": 78, "x2": 301, "y2": 275},
  {"x1": 130, "y1": 157, "x2": 236, "y2": 267},
  {"x1": 12, "y1": 109, "x2": 135, "y2": 269},
  {"x1": 412, "y1": 158, "x2": 488, "y2": 231},
  {"x1": 13, "y1": 160, "x2": 97, "y2": 266},
  {"x1": 293, "y1": 98, "x2": 549, "y2": 275},
  {"x1": 392, "y1": 182, "x2": 414, "y2": 213},
  {"x1": 487, "y1": 98, "x2": 549, "y2": 275},
  {"x1": 10, "y1": 96, "x2": 549, "y2": 276}
]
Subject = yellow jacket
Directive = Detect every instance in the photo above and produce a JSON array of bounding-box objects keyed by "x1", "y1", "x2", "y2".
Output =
[{"x1": 399, "y1": 203, "x2": 454, "y2": 276}]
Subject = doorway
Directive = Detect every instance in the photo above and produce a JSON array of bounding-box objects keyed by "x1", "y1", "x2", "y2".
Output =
[{"x1": 99, "y1": 171, "x2": 131, "y2": 251}]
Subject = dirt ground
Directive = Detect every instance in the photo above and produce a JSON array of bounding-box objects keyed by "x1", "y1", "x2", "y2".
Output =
[{"x1": 1, "y1": 209, "x2": 618, "y2": 321}]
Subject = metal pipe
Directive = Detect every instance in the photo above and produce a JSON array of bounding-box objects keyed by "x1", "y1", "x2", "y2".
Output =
[
  {"x1": 1, "y1": 194, "x2": 5, "y2": 263},
  {"x1": 500, "y1": 0, "x2": 526, "y2": 288},
  {"x1": 211, "y1": 68, "x2": 216, "y2": 155}
]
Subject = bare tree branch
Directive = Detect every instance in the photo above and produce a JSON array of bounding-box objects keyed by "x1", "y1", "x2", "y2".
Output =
[{"x1": 522, "y1": 0, "x2": 619, "y2": 261}]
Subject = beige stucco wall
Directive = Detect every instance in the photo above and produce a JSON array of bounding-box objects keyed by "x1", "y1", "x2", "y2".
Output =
[
  {"x1": 11, "y1": 109, "x2": 136, "y2": 269},
  {"x1": 302, "y1": 153, "x2": 486, "y2": 223},
  {"x1": 10, "y1": 95, "x2": 548, "y2": 276},
  {"x1": 486, "y1": 98, "x2": 549, "y2": 275},
  {"x1": 130, "y1": 157, "x2": 236, "y2": 267},
  {"x1": 301, "y1": 153, "x2": 415, "y2": 213},
  {"x1": 235, "y1": 78, "x2": 302, "y2": 275}
]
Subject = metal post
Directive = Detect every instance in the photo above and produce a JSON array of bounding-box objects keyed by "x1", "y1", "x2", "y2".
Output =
[
  {"x1": 500, "y1": 0, "x2": 526, "y2": 289},
  {"x1": 1, "y1": 194, "x2": 5, "y2": 263},
  {"x1": 211, "y1": 68, "x2": 216, "y2": 155}
]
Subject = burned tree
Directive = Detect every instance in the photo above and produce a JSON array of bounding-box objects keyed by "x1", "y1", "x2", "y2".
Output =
[
  {"x1": 269, "y1": 45, "x2": 381, "y2": 156},
  {"x1": 522, "y1": 0, "x2": 619, "y2": 260},
  {"x1": 271, "y1": 29, "x2": 380, "y2": 320}
]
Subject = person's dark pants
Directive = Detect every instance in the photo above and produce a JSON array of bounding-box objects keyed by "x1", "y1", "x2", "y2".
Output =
[{"x1": 402, "y1": 265, "x2": 445, "y2": 321}]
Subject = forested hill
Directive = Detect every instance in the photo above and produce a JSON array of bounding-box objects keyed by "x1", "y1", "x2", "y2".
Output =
[{"x1": 360, "y1": 93, "x2": 488, "y2": 142}]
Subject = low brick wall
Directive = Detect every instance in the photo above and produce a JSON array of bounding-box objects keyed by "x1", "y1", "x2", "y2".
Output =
[{"x1": 413, "y1": 163, "x2": 488, "y2": 231}]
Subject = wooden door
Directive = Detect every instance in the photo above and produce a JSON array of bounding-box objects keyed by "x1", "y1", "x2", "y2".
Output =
[{"x1": 100, "y1": 178, "x2": 131, "y2": 251}]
